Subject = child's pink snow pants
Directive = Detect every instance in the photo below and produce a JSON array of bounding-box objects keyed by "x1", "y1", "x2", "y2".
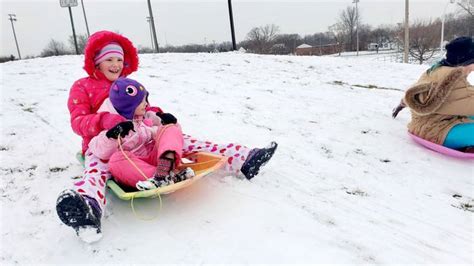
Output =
[{"x1": 108, "y1": 124, "x2": 184, "y2": 189}]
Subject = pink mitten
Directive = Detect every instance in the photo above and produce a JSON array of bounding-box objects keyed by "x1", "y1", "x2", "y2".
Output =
[{"x1": 145, "y1": 111, "x2": 162, "y2": 126}]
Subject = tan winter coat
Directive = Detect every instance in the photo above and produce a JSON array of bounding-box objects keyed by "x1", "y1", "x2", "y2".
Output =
[{"x1": 404, "y1": 66, "x2": 474, "y2": 145}]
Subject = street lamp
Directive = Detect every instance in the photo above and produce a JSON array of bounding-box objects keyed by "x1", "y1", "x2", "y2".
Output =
[
  {"x1": 80, "y1": 0, "x2": 90, "y2": 37},
  {"x1": 404, "y1": 0, "x2": 409, "y2": 63},
  {"x1": 7, "y1": 14, "x2": 21, "y2": 59},
  {"x1": 59, "y1": 0, "x2": 79, "y2": 55},
  {"x1": 147, "y1": 0, "x2": 159, "y2": 53},
  {"x1": 353, "y1": 0, "x2": 359, "y2": 56},
  {"x1": 146, "y1": 16, "x2": 154, "y2": 50},
  {"x1": 227, "y1": 0, "x2": 237, "y2": 51},
  {"x1": 440, "y1": 0, "x2": 456, "y2": 51}
]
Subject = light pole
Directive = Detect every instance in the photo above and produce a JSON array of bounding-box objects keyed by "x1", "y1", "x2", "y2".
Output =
[
  {"x1": 7, "y1": 14, "x2": 21, "y2": 59},
  {"x1": 80, "y1": 0, "x2": 90, "y2": 37},
  {"x1": 404, "y1": 0, "x2": 409, "y2": 63},
  {"x1": 146, "y1": 16, "x2": 154, "y2": 50},
  {"x1": 59, "y1": 0, "x2": 79, "y2": 54},
  {"x1": 227, "y1": 0, "x2": 237, "y2": 51},
  {"x1": 353, "y1": 0, "x2": 359, "y2": 56},
  {"x1": 68, "y1": 6, "x2": 79, "y2": 54},
  {"x1": 440, "y1": 0, "x2": 456, "y2": 50},
  {"x1": 147, "y1": 0, "x2": 159, "y2": 53}
]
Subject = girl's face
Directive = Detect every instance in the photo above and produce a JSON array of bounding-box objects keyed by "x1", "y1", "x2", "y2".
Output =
[
  {"x1": 97, "y1": 57, "x2": 124, "y2": 81},
  {"x1": 134, "y1": 97, "x2": 148, "y2": 117}
]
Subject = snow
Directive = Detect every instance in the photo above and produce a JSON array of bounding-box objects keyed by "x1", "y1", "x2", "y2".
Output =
[
  {"x1": 297, "y1": 43, "x2": 312, "y2": 48},
  {"x1": 1, "y1": 52, "x2": 473, "y2": 264},
  {"x1": 77, "y1": 227, "x2": 103, "y2": 244}
]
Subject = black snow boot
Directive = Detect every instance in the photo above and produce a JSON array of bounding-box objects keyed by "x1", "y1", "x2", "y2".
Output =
[
  {"x1": 56, "y1": 189, "x2": 102, "y2": 237},
  {"x1": 240, "y1": 141, "x2": 278, "y2": 180}
]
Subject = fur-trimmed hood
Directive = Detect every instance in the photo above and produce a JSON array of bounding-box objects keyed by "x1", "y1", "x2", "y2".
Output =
[
  {"x1": 83, "y1": 31, "x2": 139, "y2": 78},
  {"x1": 404, "y1": 68, "x2": 466, "y2": 116}
]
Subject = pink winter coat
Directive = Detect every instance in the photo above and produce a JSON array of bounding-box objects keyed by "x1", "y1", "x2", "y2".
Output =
[{"x1": 67, "y1": 31, "x2": 163, "y2": 154}]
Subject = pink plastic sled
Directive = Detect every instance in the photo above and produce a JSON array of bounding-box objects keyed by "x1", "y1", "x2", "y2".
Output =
[{"x1": 408, "y1": 132, "x2": 474, "y2": 159}]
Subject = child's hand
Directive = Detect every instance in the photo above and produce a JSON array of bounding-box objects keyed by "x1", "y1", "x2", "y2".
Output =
[
  {"x1": 392, "y1": 99, "x2": 406, "y2": 119},
  {"x1": 106, "y1": 121, "x2": 135, "y2": 139},
  {"x1": 156, "y1": 112, "x2": 177, "y2": 125}
]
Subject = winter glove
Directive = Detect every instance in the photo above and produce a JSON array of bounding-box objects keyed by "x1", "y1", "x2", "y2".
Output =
[
  {"x1": 392, "y1": 100, "x2": 406, "y2": 119},
  {"x1": 156, "y1": 112, "x2": 177, "y2": 125},
  {"x1": 106, "y1": 121, "x2": 135, "y2": 139},
  {"x1": 101, "y1": 112, "x2": 126, "y2": 130}
]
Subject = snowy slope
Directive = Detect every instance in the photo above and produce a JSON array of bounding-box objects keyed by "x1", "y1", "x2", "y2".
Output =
[{"x1": 1, "y1": 53, "x2": 473, "y2": 264}]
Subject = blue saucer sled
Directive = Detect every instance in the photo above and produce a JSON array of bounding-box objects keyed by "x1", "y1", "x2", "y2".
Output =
[
  {"x1": 408, "y1": 132, "x2": 474, "y2": 159},
  {"x1": 76, "y1": 152, "x2": 226, "y2": 200}
]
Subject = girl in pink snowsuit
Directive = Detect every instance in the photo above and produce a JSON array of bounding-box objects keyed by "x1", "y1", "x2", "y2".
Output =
[{"x1": 56, "y1": 31, "x2": 277, "y2": 242}]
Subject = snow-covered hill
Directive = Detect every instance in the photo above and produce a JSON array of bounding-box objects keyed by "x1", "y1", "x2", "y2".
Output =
[{"x1": 1, "y1": 53, "x2": 472, "y2": 264}]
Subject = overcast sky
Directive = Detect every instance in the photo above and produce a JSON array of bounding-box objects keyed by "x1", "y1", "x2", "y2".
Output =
[{"x1": 0, "y1": 0, "x2": 463, "y2": 57}]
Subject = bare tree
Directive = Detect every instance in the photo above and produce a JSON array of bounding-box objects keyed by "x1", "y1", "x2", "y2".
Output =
[
  {"x1": 40, "y1": 39, "x2": 69, "y2": 57},
  {"x1": 68, "y1": 34, "x2": 88, "y2": 54},
  {"x1": 457, "y1": 0, "x2": 474, "y2": 16},
  {"x1": 273, "y1": 34, "x2": 302, "y2": 54},
  {"x1": 0, "y1": 55, "x2": 16, "y2": 63},
  {"x1": 338, "y1": 6, "x2": 360, "y2": 51},
  {"x1": 407, "y1": 20, "x2": 439, "y2": 64},
  {"x1": 454, "y1": 0, "x2": 474, "y2": 35},
  {"x1": 303, "y1": 32, "x2": 334, "y2": 47},
  {"x1": 369, "y1": 25, "x2": 396, "y2": 50},
  {"x1": 137, "y1": 46, "x2": 154, "y2": 54},
  {"x1": 328, "y1": 23, "x2": 346, "y2": 55},
  {"x1": 245, "y1": 24, "x2": 280, "y2": 54},
  {"x1": 356, "y1": 24, "x2": 372, "y2": 51}
]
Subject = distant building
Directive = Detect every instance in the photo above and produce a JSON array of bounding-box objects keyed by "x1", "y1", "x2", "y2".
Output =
[
  {"x1": 368, "y1": 43, "x2": 379, "y2": 51},
  {"x1": 295, "y1": 43, "x2": 341, "y2": 56}
]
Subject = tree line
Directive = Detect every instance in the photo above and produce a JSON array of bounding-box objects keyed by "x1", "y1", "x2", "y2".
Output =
[{"x1": 2, "y1": 1, "x2": 472, "y2": 64}]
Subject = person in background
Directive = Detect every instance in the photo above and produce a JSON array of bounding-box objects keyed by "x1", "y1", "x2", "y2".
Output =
[{"x1": 392, "y1": 36, "x2": 474, "y2": 153}]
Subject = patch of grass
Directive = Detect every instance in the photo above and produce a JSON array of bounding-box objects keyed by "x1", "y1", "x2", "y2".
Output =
[
  {"x1": 1, "y1": 165, "x2": 37, "y2": 174},
  {"x1": 452, "y1": 202, "x2": 474, "y2": 213},
  {"x1": 460, "y1": 203, "x2": 473, "y2": 212},
  {"x1": 50, "y1": 166, "x2": 68, "y2": 172},
  {"x1": 353, "y1": 84, "x2": 403, "y2": 91},
  {"x1": 22, "y1": 107, "x2": 35, "y2": 113},
  {"x1": 346, "y1": 189, "x2": 368, "y2": 197},
  {"x1": 331, "y1": 80, "x2": 345, "y2": 86},
  {"x1": 353, "y1": 84, "x2": 378, "y2": 89}
]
